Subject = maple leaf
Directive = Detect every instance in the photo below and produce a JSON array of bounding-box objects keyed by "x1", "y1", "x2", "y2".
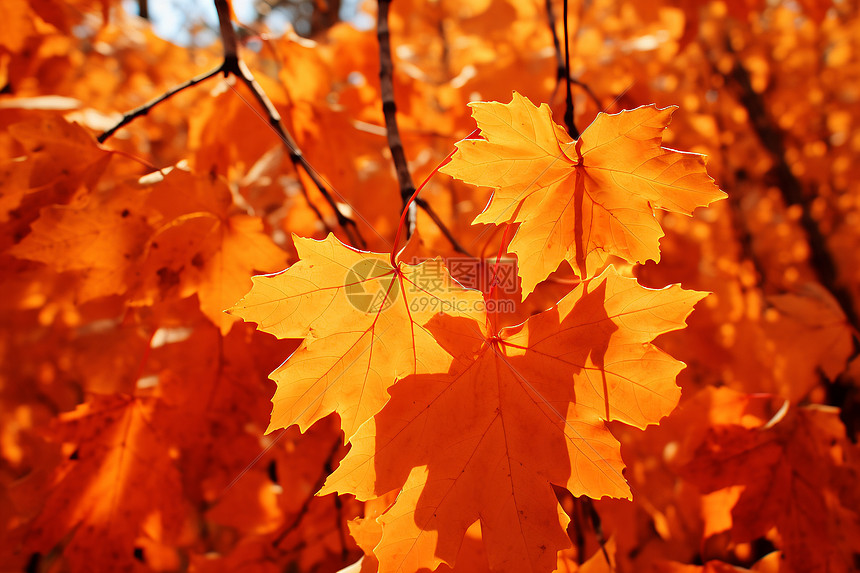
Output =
[
  {"x1": 1, "y1": 117, "x2": 114, "y2": 251},
  {"x1": 322, "y1": 267, "x2": 705, "y2": 572},
  {"x1": 7, "y1": 117, "x2": 110, "y2": 183},
  {"x1": 137, "y1": 169, "x2": 287, "y2": 333},
  {"x1": 440, "y1": 92, "x2": 725, "y2": 297},
  {"x1": 757, "y1": 286, "x2": 853, "y2": 399},
  {"x1": 147, "y1": 318, "x2": 299, "y2": 498},
  {"x1": 9, "y1": 185, "x2": 152, "y2": 302},
  {"x1": 23, "y1": 395, "x2": 186, "y2": 573},
  {"x1": 5, "y1": 1, "x2": 858, "y2": 570},
  {"x1": 681, "y1": 405, "x2": 860, "y2": 573},
  {"x1": 228, "y1": 233, "x2": 484, "y2": 442},
  {"x1": 0, "y1": 0, "x2": 36, "y2": 53}
]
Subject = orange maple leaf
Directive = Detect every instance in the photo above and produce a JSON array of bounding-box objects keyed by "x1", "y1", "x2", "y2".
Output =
[
  {"x1": 682, "y1": 405, "x2": 860, "y2": 573},
  {"x1": 11, "y1": 166, "x2": 287, "y2": 332},
  {"x1": 440, "y1": 92, "x2": 725, "y2": 297},
  {"x1": 9, "y1": 185, "x2": 152, "y2": 302},
  {"x1": 322, "y1": 267, "x2": 705, "y2": 572},
  {"x1": 2, "y1": 117, "x2": 114, "y2": 251},
  {"x1": 137, "y1": 169, "x2": 288, "y2": 333},
  {"x1": 228, "y1": 234, "x2": 484, "y2": 442},
  {"x1": 23, "y1": 395, "x2": 186, "y2": 572}
]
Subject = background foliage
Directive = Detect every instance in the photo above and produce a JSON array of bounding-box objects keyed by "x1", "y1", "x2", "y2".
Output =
[{"x1": 1, "y1": 0, "x2": 859, "y2": 571}]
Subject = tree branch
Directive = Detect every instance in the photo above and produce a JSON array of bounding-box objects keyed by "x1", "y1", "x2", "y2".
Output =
[
  {"x1": 569, "y1": 77, "x2": 602, "y2": 110},
  {"x1": 723, "y1": 55, "x2": 860, "y2": 439},
  {"x1": 562, "y1": 0, "x2": 579, "y2": 138},
  {"x1": 378, "y1": 0, "x2": 418, "y2": 237},
  {"x1": 545, "y1": 0, "x2": 565, "y2": 84},
  {"x1": 214, "y1": 0, "x2": 239, "y2": 61},
  {"x1": 548, "y1": 1, "x2": 601, "y2": 121},
  {"x1": 414, "y1": 196, "x2": 474, "y2": 257},
  {"x1": 272, "y1": 435, "x2": 343, "y2": 548},
  {"x1": 721, "y1": 57, "x2": 859, "y2": 331},
  {"x1": 100, "y1": 0, "x2": 366, "y2": 247},
  {"x1": 97, "y1": 66, "x2": 222, "y2": 144},
  {"x1": 215, "y1": 0, "x2": 364, "y2": 246},
  {"x1": 582, "y1": 497, "x2": 610, "y2": 566},
  {"x1": 728, "y1": 170, "x2": 768, "y2": 289},
  {"x1": 376, "y1": 0, "x2": 474, "y2": 255},
  {"x1": 225, "y1": 57, "x2": 364, "y2": 247}
]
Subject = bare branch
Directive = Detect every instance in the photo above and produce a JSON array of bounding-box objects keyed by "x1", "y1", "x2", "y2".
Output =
[
  {"x1": 721, "y1": 56, "x2": 859, "y2": 331},
  {"x1": 562, "y1": 0, "x2": 579, "y2": 139},
  {"x1": 272, "y1": 436, "x2": 343, "y2": 548},
  {"x1": 378, "y1": 0, "x2": 418, "y2": 237},
  {"x1": 217, "y1": 0, "x2": 365, "y2": 246},
  {"x1": 545, "y1": 0, "x2": 565, "y2": 84},
  {"x1": 414, "y1": 196, "x2": 474, "y2": 257},
  {"x1": 101, "y1": 0, "x2": 366, "y2": 247},
  {"x1": 546, "y1": 0, "x2": 603, "y2": 120},
  {"x1": 570, "y1": 77, "x2": 602, "y2": 110},
  {"x1": 226, "y1": 58, "x2": 364, "y2": 247},
  {"x1": 214, "y1": 0, "x2": 239, "y2": 61},
  {"x1": 97, "y1": 66, "x2": 222, "y2": 144}
]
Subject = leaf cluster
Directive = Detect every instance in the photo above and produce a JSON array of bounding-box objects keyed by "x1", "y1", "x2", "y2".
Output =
[{"x1": 1, "y1": 1, "x2": 859, "y2": 572}]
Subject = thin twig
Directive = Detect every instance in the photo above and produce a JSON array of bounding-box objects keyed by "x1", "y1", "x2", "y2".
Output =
[
  {"x1": 562, "y1": 0, "x2": 580, "y2": 138},
  {"x1": 390, "y1": 128, "x2": 480, "y2": 266},
  {"x1": 324, "y1": 448, "x2": 350, "y2": 562},
  {"x1": 548, "y1": 0, "x2": 601, "y2": 119},
  {"x1": 570, "y1": 77, "x2": 602, "y2": 110},
  {"x1": 214, "y1": 0, "x2": 239, "y2": 60},
  {"x1": 719, "y1": 53, "x2": 860, "y2": 436},
  {"x1": 376, "y1": 0, "x2": 470, "y2": 255},
  {"x1": 97, "y1": 66, "x2": 222, "y2": 143},
  {"x1": 730, "y1": 175, "x2": 767, "y2": 289},
  {"x1": 545, "y1": 0, "x2": 565, "y2": 84},
  {"x1": 414, "y1": 196, "x2": 474, "y2": 257},
  {"x1": 272, "y1": 436, "x2": 343, "y2": 548},
  {"x1": 100, "y1": 0, "x2": 366, "y2": 247},
  {"x1": 571, "y1": 498, "x2": 586, "y2": 564},
  {"x1": 332, "y1": 494, "x2": 349, "y2": 562},
  {"x1": 221, "y1": 81, "x2": 338, "y2": 238},
  {"x1": 215, "y1": 0, "x2": 364, "y2": 247},
  {"x1": 708, "y1": 103, "x2": 767, "y2": 288},
  {"x1": 227, "y1": 58, "x2": 363, "y2": 246},
  {"x1": 378, "y1": 0, "x2": 417, "y2": 237}
]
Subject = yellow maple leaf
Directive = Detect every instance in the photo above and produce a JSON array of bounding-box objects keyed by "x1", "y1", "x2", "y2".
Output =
[
  {"x1": 441, "y1": 92, "x2": 725, "y2": 298},
  {"x1": 228, "y1": 234, "x2": 484, "y2": 441}
]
